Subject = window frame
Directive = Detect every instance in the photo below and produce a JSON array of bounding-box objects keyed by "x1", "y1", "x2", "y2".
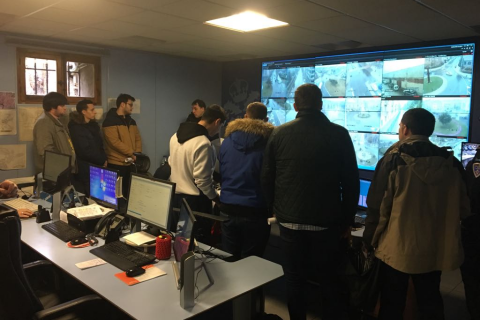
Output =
[{"x1": 17, "y1": 48, "x2": 101, "y2": 105}]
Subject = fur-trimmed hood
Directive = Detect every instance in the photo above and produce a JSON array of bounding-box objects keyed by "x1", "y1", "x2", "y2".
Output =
[
  {"x1": 224, "y1": 118, "x2": 274, "y2": 153},
  {"x1": 225, "y1": 118, "x2": 274, "y2": 139},
  {"x1": 69, "y1": 111, "x2": 86, "y2": 124}
]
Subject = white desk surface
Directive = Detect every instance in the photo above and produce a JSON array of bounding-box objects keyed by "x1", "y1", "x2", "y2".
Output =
[{"x1": 21, "y1": 218, "x2": 284, "y2": 320}]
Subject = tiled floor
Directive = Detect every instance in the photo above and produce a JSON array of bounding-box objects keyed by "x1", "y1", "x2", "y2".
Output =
[{"x1": 261, "y1": 224, "x2": 472, "y2": 320}]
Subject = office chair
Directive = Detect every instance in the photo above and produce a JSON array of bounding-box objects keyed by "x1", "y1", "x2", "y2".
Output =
[
  {"x1": 0, "y1": 213, "x2": 103, "y2": 320},
  {"x1": 133, "y1": 152, "x2": 150, "y2": 174}
]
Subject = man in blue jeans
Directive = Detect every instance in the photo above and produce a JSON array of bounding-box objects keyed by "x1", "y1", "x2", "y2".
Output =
[
  {"x1": 219, "y1": 102, "x2": 274, "y2": 260},
  {"x1": 261, "y1": 84, "x2": 359, "y2": 320}
]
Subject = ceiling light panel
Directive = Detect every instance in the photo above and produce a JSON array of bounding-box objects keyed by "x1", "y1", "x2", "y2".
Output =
[{"x1": 205, "y1": 11, "x2": 288, "y2": 32}]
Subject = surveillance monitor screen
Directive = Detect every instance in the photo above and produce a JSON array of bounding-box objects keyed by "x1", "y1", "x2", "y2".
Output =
[
  {"x1": 261, "y1": 42, "x2": 475, "y2": 170},
  {"x1": 43, "y1": 150, "x2": 71, "y2": 182},
  {"x1": 461, "y1": 142, "x2": 480, "y2": 169},
  {"x1": 126, "y1": 174, "x2": 176, "y2": 231},
  {"x1": 89, "y1": 165, "x2": 119, "y2": 210}
]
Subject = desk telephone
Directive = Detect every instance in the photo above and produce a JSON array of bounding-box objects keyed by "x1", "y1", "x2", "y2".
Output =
[{"x1": 94, "y1": 211, "x2": 124, "y2": 239}]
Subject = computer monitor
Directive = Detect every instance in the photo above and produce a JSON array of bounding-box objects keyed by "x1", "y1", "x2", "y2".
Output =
[
  {"x1": 461, "y1": 142, "x2": 480, "y2": 169},
  {"x1": 358, "y1": 178, "x2": 371, "y2": 209},
  {"x1": 126, "y1": 173, "x2": 176, "y2": 232},
  {"x1": 43, "y1": 150, "x2": 71, "y2": 182},
  {"x1": 173, "y1": 198, "x2": 197, "y2": 262},
  {"x1": 89, "y1": 164, "x2": 119, "y2": 210}
]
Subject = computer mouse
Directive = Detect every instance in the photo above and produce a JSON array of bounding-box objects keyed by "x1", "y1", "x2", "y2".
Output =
[
  {"x1": 126, "y1": 266, "x2": 145, "y2": 277},
  {"x1": 71, "y1": 237, "x2": 88, "y2": 245}
]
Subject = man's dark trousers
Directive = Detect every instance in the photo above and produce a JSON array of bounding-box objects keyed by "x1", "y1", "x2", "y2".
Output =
[
  {"x1": 279, "y1": 225, "x2": 347, "y2": 320},
  {"x1": 378, "y1": 261, "x2": 444, "y2": 320}
]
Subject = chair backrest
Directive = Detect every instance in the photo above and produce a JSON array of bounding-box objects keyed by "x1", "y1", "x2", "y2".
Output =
[
  {"x1": 154, "y1": 162, "x2": 171, "y2": 180},
  {"x1": 0, "y1": 215, "x2": 43, "y2": 319}
]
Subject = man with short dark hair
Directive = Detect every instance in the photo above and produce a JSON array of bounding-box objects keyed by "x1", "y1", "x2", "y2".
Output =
[
  {"x1": 33, "y1": 92, "x2": 76, "y2": 174},
  {"x1": 169, "y1": 105, "x2": 226, "y2": 240},
  {"x1": 219, "y1": 102, "x2": 274, "y2": 259},
  {"x1": 364, "y1": 108, "x2": 470, "y2": 320},
  {"x1": 102, "y1": 93, "x2": 142, "y2": 197},
  {"x1": 69, "y1": 99, "x2": 107, "y2": 195},
  {"x1": 262, "y1": 84, "x2": 359, "y2": 320},
  {"x1": 186, "y1": 99, "x2": 206, "y2": 123}
]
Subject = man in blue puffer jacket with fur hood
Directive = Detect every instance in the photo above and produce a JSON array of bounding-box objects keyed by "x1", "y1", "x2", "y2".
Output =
[{"x1": 219, "y1": 102, "x2": 274, "y2": 260}]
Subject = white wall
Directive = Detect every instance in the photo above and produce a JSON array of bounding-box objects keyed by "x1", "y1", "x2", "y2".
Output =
[{"x1": 0, "y1": 35, "x2": 222, "y2": 181}]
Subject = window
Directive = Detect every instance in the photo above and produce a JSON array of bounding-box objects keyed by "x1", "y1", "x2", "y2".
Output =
[{"x1": 17, "y1": 48, "x2": 101, "y2": 104}]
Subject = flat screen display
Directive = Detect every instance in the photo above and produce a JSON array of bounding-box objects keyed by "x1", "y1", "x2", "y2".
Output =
[
  {"x1": 461, "y1": 142, "x2": 480, "y2": 168},
  {"x1": 126, "y1": 174, "x2": 175, "y2": 231},
  {"x1": 261, "y1": 42, "x2": 475, "y2": 170},
  {"x1": 358, "y1": 178, "x2": 371, "y2": 209},
  {"x1": 89, "y1": 165, "x2": 118, "y2": 210},
  {"x1": 43, "y1": 150, "x2": 71, "y2": 182}
]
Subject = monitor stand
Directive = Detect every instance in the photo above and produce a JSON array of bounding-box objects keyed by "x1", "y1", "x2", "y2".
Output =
[
  {"x1": 51, "y1": 185, "x2": 80, "y2": 221},
  {"x1": 33, "y1": 173, "x2": 43, "y2": 199},
  {"x1": 51, "y1": 191, "x2": 61, "y2": 221},
  {"x1": 195, "y1": 247, "x2": 214, "y2": 295}
]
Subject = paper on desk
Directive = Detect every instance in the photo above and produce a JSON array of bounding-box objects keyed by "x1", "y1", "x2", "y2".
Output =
[
  {"x1": 123, "y1": 231, "x2": 156, "y2": 246},
  {"x1": 75, "y1": 258, "x2": 106, "y2": 270},
  {"x1": 115, "y1": 265, "x2": 166, "y2": 286},
  {"x1": 60, "y1": 210, "x2": 68, "y2": 223}
]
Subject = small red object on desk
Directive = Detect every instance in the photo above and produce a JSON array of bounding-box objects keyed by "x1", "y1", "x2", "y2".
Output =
[{"x1": 155, "y1": 234, "x2": 171, "y2": 260}]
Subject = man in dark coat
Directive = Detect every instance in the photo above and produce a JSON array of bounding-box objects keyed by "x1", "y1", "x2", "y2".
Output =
[
  {"x1": 185, "y1": 99, "x2": 206, "y2": 123},
  {"x1": 69, "y1": 99, "x2": 107, "y2": 195},
  {"x1": 261, "y1": 84, "x2": 359, "y2": 320}
]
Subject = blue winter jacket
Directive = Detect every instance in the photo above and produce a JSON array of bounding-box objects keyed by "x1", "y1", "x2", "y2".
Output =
[{"x1": 219, "y1": 118, "x2": 274, "y2": 209}]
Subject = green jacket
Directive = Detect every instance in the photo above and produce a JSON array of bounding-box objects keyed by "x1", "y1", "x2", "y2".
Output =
[{"x1": 33, "y1": 112, "x2": 76, "y2": 174}]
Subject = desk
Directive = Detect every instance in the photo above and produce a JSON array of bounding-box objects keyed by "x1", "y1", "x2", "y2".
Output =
[{"x1": 20, "y1": 218, "x2": 283, "y2": 320}]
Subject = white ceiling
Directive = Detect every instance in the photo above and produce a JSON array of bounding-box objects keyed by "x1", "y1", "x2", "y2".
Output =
[{"x1": 0, "y1": 0, "x2": 479, "y2": 62}]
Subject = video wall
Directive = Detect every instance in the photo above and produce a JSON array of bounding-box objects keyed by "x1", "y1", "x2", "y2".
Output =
[{"x1": 261, "y1": 43, "x2": 475, "y2": 170}]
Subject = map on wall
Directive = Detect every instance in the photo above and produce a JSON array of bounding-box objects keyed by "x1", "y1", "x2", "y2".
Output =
[
  {"x1": 0, "y1": 92, "x2": 17, "y2": 136},
  {"x1": 0, "y1": 144, "x2": 26, "y2": 170},
  {"x1": 0, "y1": 110, "x2": 16, "y2": 136},
  {"x1": 18, "y1": 107, "x2": 43, "y2": 141},
  {"x1": 0, "y1": 92, "x2": 15, "y2": 109}
]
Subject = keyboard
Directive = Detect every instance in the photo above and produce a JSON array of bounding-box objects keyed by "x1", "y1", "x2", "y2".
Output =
[
  {"x1": 355, "y1": 213, "x2": 367, "y2": 225},
  {"x1": 67, "y1": 204, "x2": 104, "y2": 220},
  {"x1": 90, "y1": 240, "x2": 156, "y2": 271},
  {"x1": 42, "y1": 220, "x2": 86, "y2": 242},
  {"x1": 4, "y1": 198, "x2": 38, "y2": 212}
]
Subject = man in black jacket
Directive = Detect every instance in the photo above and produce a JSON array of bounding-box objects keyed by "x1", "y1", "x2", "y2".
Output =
[
  {"x1": 261, "y1": 84, "x2": 359, "y2": 320},
  {"x1": 185, "y1": 99, "x2": 206, "y2": 123},
  {"x1": 69, "y1": 99, "x2": 107, "y2": 195}
]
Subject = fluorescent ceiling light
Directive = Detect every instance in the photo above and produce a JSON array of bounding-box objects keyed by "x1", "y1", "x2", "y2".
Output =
[{"x1": 205, "y1": 11, "x2": 288, "y2": 32}]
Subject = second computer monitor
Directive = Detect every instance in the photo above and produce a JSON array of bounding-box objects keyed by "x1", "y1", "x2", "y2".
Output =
[
  {"x1": 43, "y1": 150, "x2": 71, "y2": 182},
  {"x1": 89, "y1": 164, "x2": 119, "y2": 210},
  {"x1": 126, "y1": 173, "x2": 176, "y2": 232},
  {"x1": 358, "y1": 178, "x2": 371, "y2": 209},
  {"x1": 173, "y1": 198, "x2": 197, "y2": 262}
]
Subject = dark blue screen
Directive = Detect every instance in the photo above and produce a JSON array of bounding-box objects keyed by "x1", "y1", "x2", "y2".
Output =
[{"x1": 89, "y1": 166, "x2": 118, "y2": 208}]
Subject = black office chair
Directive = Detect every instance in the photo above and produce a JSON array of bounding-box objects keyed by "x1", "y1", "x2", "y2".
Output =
[
  {"x1": 0, "y1": 213, "x2": 103, "y2": 320},
  {"x1": 133, "y1": 152, "x2": 150, "y2": 174}
]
